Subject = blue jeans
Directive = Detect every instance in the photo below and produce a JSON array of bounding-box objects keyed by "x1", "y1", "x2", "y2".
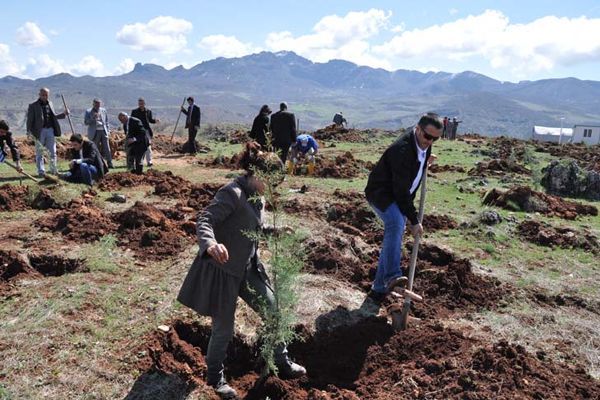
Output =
[
  {"x1": 370, "y1": 202, "x2": 406, "y2": 293},
  {"x1": 35, "y1": 128, "x2": 57, "y2": 175},
  {"x1": 65, "y1": 163, "x2": 98, "y2": 185}
]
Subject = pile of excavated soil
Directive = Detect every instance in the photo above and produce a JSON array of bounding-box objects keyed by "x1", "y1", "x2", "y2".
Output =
[
  {"x1": 325, "y1": 194, "x2": 381, "y2": 245},
  {"x1": 36, "y1": 197, "x2": 117, "y2": 242},
  {"x1": 151, "y1": 134, "x2": 210, "y2": 155},
  {"x1": 226, "y1": 130, "x2": 250, "y2": 144},
  {"x1": 422, "y1": 214, "x2": 458, "y2": 231},
  {"x1": 483, "y1": 185, "x2": 598, "y2": 220},
  {"x1": 429, "y1": 164, "x2": 466, "y2": 174},
  {"x1": 517, "y1": 220, "x2": 599, "y2": 253},
  {"x1": 28, "y1": 254, "x2": 87, "y2": 276},
  {"x1": 535, "y1": 142, "x2": 600, "y2": 172},
  {"x1": 108, "y1": 132, "x2": 126, "y2": 159},
  {"x1": 113, "y1": 201, "x2": 194, "y2": 260},
  {"x1": 14, "y1": 137, "x2": 74, "y2": 161},
  {"x1": 312, "y1": 124, "x2": 366, "y2": 142},
  {"x1": 97, "y1": 170, "x2": 192, "y2": 193},
  {"x1": 196, "y1": 153, "x2": 241, "y2": 170},
  {"x1": 316, "y1": 152, "x2": 373, "y2": 179},
  {"x1": 0, "y1": 184, "x2": 30, "y2": 211},
  {"x1": 136, "y1": 318, "x2": 600, "y2": 399},
  {"x1": 469, "y1": 159, "x2": 531, "y2": 176},
  {"x1": 174, "y1": 183, "x2": 223, "y2": 210},
  {"x1": 487, "y1": 136, "x2": 529, "y2": 162}
]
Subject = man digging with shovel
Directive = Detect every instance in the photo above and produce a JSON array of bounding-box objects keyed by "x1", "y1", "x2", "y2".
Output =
[{"x1": 364, "y1": 113, "x2": 442, "y2": 304}]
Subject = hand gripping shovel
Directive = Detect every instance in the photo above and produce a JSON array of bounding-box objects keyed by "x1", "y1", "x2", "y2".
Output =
[{"x1": 391, "y1": 169, "x2": 428, "y2": 331}]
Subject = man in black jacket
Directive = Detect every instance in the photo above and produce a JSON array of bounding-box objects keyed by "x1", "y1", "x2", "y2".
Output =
[
  {"x1": 118, "y1": 112, "x2": 149, "y2": 174},
  {"x1": 181, "y1": 96, "x2": 201, "y2": 154},
  {"x1": 270, "y1": 102, "x2": 297, "y2": 163},
  {"x1": 249, "y1": 104, "x2": 271, "y2": 148},
  {"x1": 62, "y1": 134, "x2": 106, "y2": 185},
  {"x1": 364, "y1": 113, "x2": 442, "y2": 303},
  {"x1": 0, "y1": 120, "x2": 23, "y2": 173},
  {"x1": 131, "y1": 98, "x2": 159, "y2": 167}
]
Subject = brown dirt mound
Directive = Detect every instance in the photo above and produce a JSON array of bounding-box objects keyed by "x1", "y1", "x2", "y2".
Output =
[
  {"x1": 535, "y1": 141, "x2": 600, "y2": 172},
  {"x1": 137, "y1": 318, "x2": 600, "y2": 399},
  {"x1": 312, "y1": 124, "x2": 366, "y2": 142},
  {"x1": 197, "y1": 153, "x2": 241, "y2": 170},
  {"x1": 0, "y1": 184, "x2": 30, "y2": 211},
  {"x1": 488, "y1": 136, "x2": 529, "y2": 162},
  {"x1": 151, "y1": 134, "x2": 211, "y2": 155},
  {"x1": 429, "y1": 164, "x2": 466, "y2": 174},
  {"x1": 483, "y1": 185, "x2": 598, "y2": 220},
  {"x1": 113, "y1": 201, "x2": 194, "y2": 260},
  {"x1": 14, "y1": 137, "x2": 74, "y2": 161},
  {"x1": 326, "y1": 197, "x2": 381, "y2": 245},
  {"x1": 517, "y1": 220, "x2": 599, "y2": 253},
  {"x1": 316, "y1": 152, "x2": 373, "y2": 179},
  {"x1": 36, "y1": 197, "x2": 117, "y2": 242},
  {"x1": 97, "y1": 170, "x2": 192, "y2": 193},
  {"x1": 108, "y1": 132, "x2": 126, "y2": 159},
  {"x1": 469, "y1": 159, "x2": 531, "y2": 176},
  {"x1": 422, "y1": 214, "x2": 458, "y2": 231}
]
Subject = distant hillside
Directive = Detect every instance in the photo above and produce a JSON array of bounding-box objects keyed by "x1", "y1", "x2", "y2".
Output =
[{"x1": 1, "y1": 51, "x2": 600, "y2": 138}]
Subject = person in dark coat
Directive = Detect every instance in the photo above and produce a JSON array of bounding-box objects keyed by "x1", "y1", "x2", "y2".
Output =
[
  {"x1": 451, "y1": 117, "x2": 462, "y2": 140},
  {"x1": 180, "y1": 96, "x2": 201, "y2": 154},
  {"x1": 0, "y1": 120, "x2": 23, "y2": 173},
  {"x1": 249, "y1": 104, "x2": 271, "y2": 148},
  {"x1": 177, "y1": 142, "x2": 306, "y2": 398},
  {"x1": 61, "y1": 134, "x2": 106, "y2": 185},
  {"x1": 131, "y1": 97, "x2": 159, "y2": 167},
  {"x1": 442, "y1": 116, "x2": 448, "y2": 139},
  {"x1": 118, "y1": 112, "x2": 148, "y2": 174},
  {"x1": 269, "y1": 102, "x2": 297, "y2": 163},
  {"x1": 364, "y1": 113, "x2": 442, "y2": 304}
]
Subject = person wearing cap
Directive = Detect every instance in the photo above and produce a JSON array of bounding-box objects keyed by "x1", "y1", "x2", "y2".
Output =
[
  {"x1": 84, "y1": 98, "x2": 113, "y2": 169},
  {"x1": 270, "y1": 102, "x2": 297, "y2": 163},
  {"x1": 0, "y1": 120, "x2": 23, "y2": 173},
  {"x1": 118, "y1": 112, "x2": 149, "y2": 174},
  {"x1": 287, "y1": 134, "x2": 318, "y2": 175},
  {"x1": 181, "y1": 96, "x2": 201, "y2": 154},
  {"x1": 249, "y1": 104, "x2": 271, "y2": 148},
  {"x1": 364, "y1": 113, "x2": 441, "y2": 304},
  {"x1": 61, "y1": 133, "x2": 106, "y2": 186}
]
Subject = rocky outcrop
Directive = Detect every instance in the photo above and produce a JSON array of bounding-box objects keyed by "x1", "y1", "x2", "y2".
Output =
[{"x1": 541, "y1": 160, "x2": 600, "y2": 201}]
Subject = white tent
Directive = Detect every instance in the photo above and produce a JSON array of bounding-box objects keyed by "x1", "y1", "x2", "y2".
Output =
[{"x1": 532, "y1": 126, "x2": 573, "y2": 143}]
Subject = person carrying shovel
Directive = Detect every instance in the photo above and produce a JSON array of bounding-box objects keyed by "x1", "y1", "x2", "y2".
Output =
[
  {"x1": 364, "y1": 113, "x2": 441, "y2": 304},
  {"x1": 0, "y1": 120, "x2": 23, "y2": 174}
]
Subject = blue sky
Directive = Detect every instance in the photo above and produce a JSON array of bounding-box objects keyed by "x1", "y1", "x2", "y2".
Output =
[{"x1": 2, "y1": 0, "x2": 600, "y2": 81}]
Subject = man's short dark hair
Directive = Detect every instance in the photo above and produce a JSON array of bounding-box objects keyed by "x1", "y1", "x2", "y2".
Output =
[
  {"x1": 138, "y1": 97, "x2": 145, "y2": 102},
  {"x1": 418, "y1": 113, "x2": 443, "y2": 130},
  {"x1": 70, "y1": 133, "x2": 84, "y2": 144},
  {"x1": 0, "y1": 120, "x2": 9, "y2": 131},
  {"x1": 187, "y1": 96, "x2": 194, "y2": 102},
  {"x1": 280, "y1": 102, "x2": 287, "y2": 111}
]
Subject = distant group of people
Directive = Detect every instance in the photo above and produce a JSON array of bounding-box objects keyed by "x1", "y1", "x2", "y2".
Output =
[{"x1": 442, "y1": 116, "x2": 462, "y2": 140}]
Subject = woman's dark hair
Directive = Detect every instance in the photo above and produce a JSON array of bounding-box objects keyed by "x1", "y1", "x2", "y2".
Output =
[
  {"x1": 259, "y1": 104, "x2": 271, "y2": 115},
  {"x1": 0, "y1": 120, "x2": 9, "y2": 131},
  {"x1": 417, "y1": 112, "x2": 443, "y2": 130},
  {"x1": 69, "y1": 133, "x2": 84, "y2": 144},
  {"x1": 238, "y1": 142, "x2": 283, "y2": 175}
]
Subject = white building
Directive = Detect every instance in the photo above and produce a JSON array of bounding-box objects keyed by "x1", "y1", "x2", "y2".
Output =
[
  {"x1": 572, "y1": 125, "x2": 600, "y2": 145},
  {"x1": 532, "y1": 125, "x2": 573, "y2": 143}
]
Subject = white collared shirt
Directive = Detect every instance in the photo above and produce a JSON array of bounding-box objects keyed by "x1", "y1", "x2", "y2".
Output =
[{"x1": 409, "y1": 132, "x2": 428, "y2": 195}]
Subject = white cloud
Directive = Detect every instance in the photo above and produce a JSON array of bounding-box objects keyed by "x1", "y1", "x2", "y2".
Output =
[
  {"x1": 449, "y1": 8, "x2": 459, "y2": 16},
  {"x1": 0, "y1": 44, "x2": 23, "y2": 77},
  {"x1": 16, "y1": 22, "x2": 50, "y2": 47},
  {"x1": 24, "y1": 54, "x2": 65, "y2": 78},
  {"x1": 374, "y1": 10, "x2": 600, "y2": 76},
  {"x1": 198, "y1": 34, "x2": 261, "y2": 58},
  {"x1": 72, "y1": 55, "x2": 105, "y2": 76},
  {"x1": 116, "y1": 16, "x2": 193, "y2": 54},
  {"x1": 114, "y1": 58, "x2": 136, "y2": 75},
  {"x1": 266, "y1": 8, "x2": 392, "y2": 69}
]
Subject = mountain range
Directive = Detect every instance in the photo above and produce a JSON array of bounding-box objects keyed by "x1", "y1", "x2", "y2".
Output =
[{"x1": 1, "y1": 51, "x2": 600, "y2": 138}]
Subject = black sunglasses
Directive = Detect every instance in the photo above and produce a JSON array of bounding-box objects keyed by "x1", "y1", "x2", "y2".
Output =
[{"x1": 421, "y1": 128, "x2": 440, "y2": 142}]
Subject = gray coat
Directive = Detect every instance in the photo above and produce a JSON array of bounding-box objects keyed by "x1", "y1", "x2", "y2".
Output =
[
  {"x1": 177, "y1": 176, "x2": 263, "y2": 317},
  {"x1": 27, "y1": 100, "x2": 66, "y2": 139},
  {"x1": 84, "y1": 107, "x2": 109, "y2": 140}
]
